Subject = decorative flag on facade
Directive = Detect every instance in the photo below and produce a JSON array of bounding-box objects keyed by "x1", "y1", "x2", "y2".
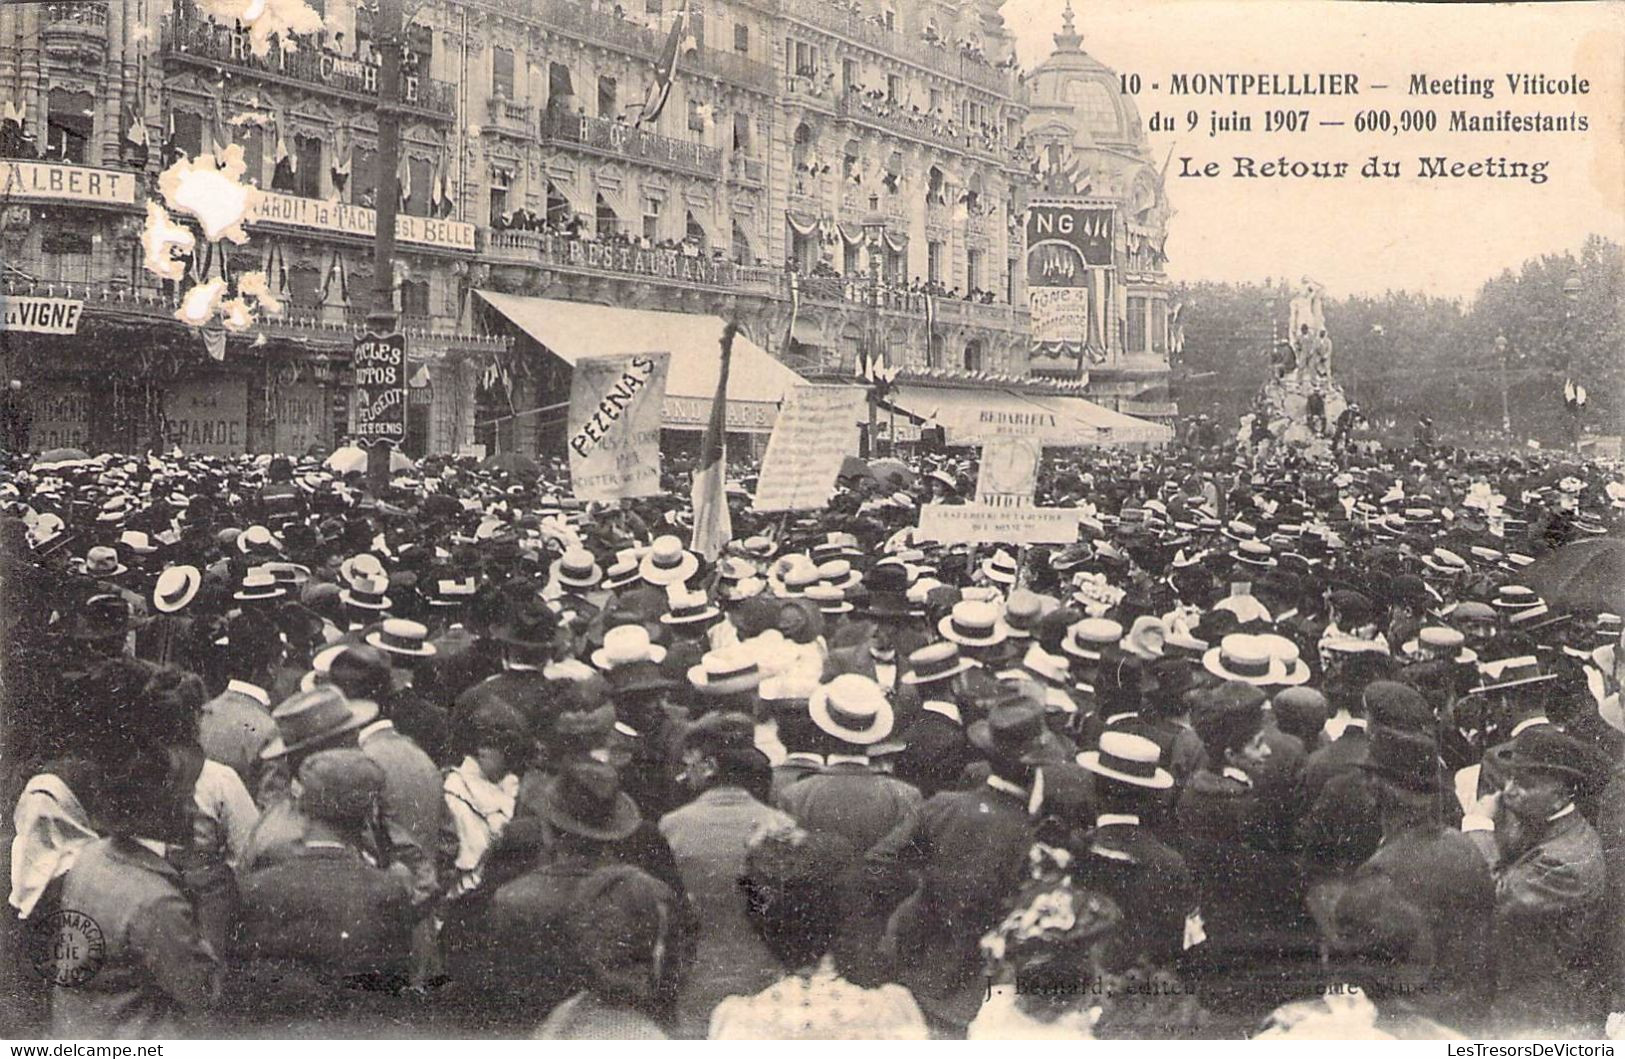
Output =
[
  {"x1": 320, "y1": 250, "x2": 349, "y2": 304},
  {"x1": 201, "y1": 326, "x2": 227, "y2": 361},
  {"x1": 161, "y1": 109, "x2": 181, "y2": 166},
  {"x1": 124, "y1": 105, "x2": 149, "y2": 168},
  {"x1": 397, "y1": 154, "x2": 412, "y2": 208},
  {"x1": 208, "y1": 94, "x2": 231, "y2": 157},
  {"x1": 782, "y1": 270, "x2": 800, "y2": 356},
  {"x1": 272, "y1": 124, "x2": 297, "y2": 191},
  {"x1": 690, "y1": 320, "x2": 736, "y2": 559},
  {"x1": 638, "y1": 0, "x2": 688, "y2": 127},
  {"x1": 331, "y1": 133, "x2": 352, "y2": 194}
]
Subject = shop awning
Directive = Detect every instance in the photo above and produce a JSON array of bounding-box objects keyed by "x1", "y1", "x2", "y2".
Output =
[
  {"x1": 887, "y1": 384, "x2": 1172, "y2": 446},
  {"x1": 477, "y1": 291, "x2": 804, "y2": 433}
]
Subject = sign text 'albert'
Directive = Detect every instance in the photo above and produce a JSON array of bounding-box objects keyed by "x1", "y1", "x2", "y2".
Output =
[{"x1": 352, "y1": 332, "x2": 407, "y2": 442}]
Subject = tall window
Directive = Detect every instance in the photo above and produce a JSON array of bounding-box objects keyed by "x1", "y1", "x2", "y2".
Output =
[
  {"x1": 843, "y1": 240, "x2": 859, "y2": 275},
  {"x1": 688, "y1": 99, "x2": 706, "y2": 133},
  {"x1": 401, "y1": 279, "x2": 431, "y2": 317},
  {"x1": 295, "y1": 135, "x2": 323, "y2": 198},
  {"x1": 40, "y1": 228, "x2": 93, "y2": 283},
  {"x1": 842, "y1": 59, "x2": 857, "y2": 93},
  {"x1": 171, "y1": 111, "x2": 203, "y2": 160},
  {"x1": 731, "y1": 112, "x2": 751, "y2": 153},
  {"x1": 1151, "y1": 301, "x2": 1169, "y2": 355},
  {"x1": 234, "y1": 125, "x2": 265, "y2": 187},
  {"x1": 405, "y1": 156, "x2": 431, "y2": 216},
  {"x1": 963, "y1": 340, "x2": 984, "y2": 373},
  {"x1": 491, "y1": 46, "x2": 515, "y2": 98},
  {"x1": 352, "y1": 146, "x2": 377, "y2": 206},
  {"x1": 927, "y1": 240, "x2": 943, "y2": 284},
  {"x1": 966, "y1": 250, "x2": 981, "y2": 293},
  {"x1": 47, "y1": 88, "x2": 94, "y2": 164},
  {"x1": 1127, "y1": 295, "x2": 1148, "y2": 353},
  {"x1": 886, "y1": 74, "x2": 901, "y2": 103},
  {"x1": 597, "y1": 76, "x2": 617, "y2": 118},
  {"x1": 642, "y1": 195, "x2": 661, "y2": 241},
  {"x1": 488, "y1": 185, "x2": 507, "y2": 227},
  {"x1": 733, "y1": 23, "x2": 748, "y2": 52},
  {"x1": 596, "y1": 192, "x2": 619, "y2": 237},
  {"x1": 1007, "y1": 258, "x2": 1017, "y2": 303}
]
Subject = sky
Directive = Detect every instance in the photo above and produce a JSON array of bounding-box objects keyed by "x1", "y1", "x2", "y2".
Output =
[{"x1": 1000, "y1": 0, "x2": 1625, "y2": 301}]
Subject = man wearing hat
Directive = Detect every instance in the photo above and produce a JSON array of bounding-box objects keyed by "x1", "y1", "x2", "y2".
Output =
[
  {"x1": 1466, "y1": 727, "x2": 1608, "y2": 1032},
  {"x1": 454, "y1": 600, "x2": 564, "y2": 731},
  {"x1": 875, "y1": 691, "x2": 1057, "y2": 1034},
  {"x1": 776, "y1": 675, "x2": 922, "y2": 855},
  {"x1": 1071, "y1": 731, "x2": 1193, "y2": 973},
  {"x1": 234, "y1": 749, "x2": 417, "y2": 1023},
  {"x1": 1312, "y1": 720, "x2": 1496, "y2": 1031},
  {"x1": 199, "y1": 612, "x2": 287, "y2": 787},
  {"x1": 892, "y1": 643, "x2": 977, "y2": 798}
]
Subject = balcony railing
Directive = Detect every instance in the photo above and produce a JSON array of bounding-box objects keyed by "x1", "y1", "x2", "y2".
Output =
[
  {"x1": 783, "y1": 73, "x2": 837, "y2": 111},
  {"x1": 486, "y1": 97, "x2": 536, "y2": 138},
  {"x1": 539, "y1": 111, "x2": 721, "y2": 177},
  {"x1": 789, "y1": 3, "x2": 1016, "y2": 95},
  {"x1": 835, "y1": 94, "x2": 1011, "y2": 161},
  {"x1": 161, "y1": 16, "x2": 457, "y2": 118},
  {"x1": 484, "y1": 228, "x2": 748, "y2": 289},
  {"x1": 44, "y1": 1, "x2": 108, "y2": 30},
  {"x1": 524, "y1": 0, "x2": 774, "y2": 92}
]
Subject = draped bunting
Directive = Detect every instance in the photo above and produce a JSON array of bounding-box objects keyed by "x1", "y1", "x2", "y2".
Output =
[
  {"x1": 883, "y1": 230, "x2": 909, "y2": 253},
  {"x1": 837, "y1": 223, "x2": 864, "y2": 246},
  {"x1": 785, "y1": 210, "x2": 820, "y2": 236}
]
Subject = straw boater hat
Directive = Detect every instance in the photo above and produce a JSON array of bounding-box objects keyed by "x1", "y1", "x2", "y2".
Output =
[
  {"x1": 1468, "y1": 655, "x2": 1558, "y2": 695},
  {"x1": 980, "y1": 549, "x2": 1019, "y2": 585},
  {"x1": 233, "y1": 571, "x2": 287, "y2": 602},
  {"x1": 591, "y1": 624, "x2": 668, "y2": 670},
  {"x1": 152, "y1": 565, "x2": 201, "y2": 614},
  {"x1": 425, "y1": 576, "x2": 478, "y2": 608},
  {"x1": 553, "y1": 548, "x2": 604, "y2": 590},
  {"x1": 687, "y1": 648, "x2": 763, "y2": 695},
  {"x1": 809, "y1": 673, "x2": 894, "y2": 746},
  {"x1": 366, "y1": 618, "x2": 438, "y2": 658},
  {"x1": 1203, "y1": 633, "x2": 1289, "y2": 686},
  {"x1": 900, "y1": 641, "x2": 978, "y2": 686},
  {"x1": 1402, "y1": 626, "x2": 1477, "y2": 665},
  {"x1": 661, "y1": 586, "x2": 721, "y2": 626},
  {"x1": 938, "y1": 599, "x2": 1009, "y2": 647},
  {"x1": 259, "y1": 686, "x2": 379, "y2": 760},
  {"x1": 816, "y1": 559, "x2": 862, "y2": 591},
  {"x1": 1062, "y1": 617, "x2": 1123, "y2": 661},
  {"x1": 640, "y1": 535, "x2": 699, "y2": 587},
  {"x1": 804, "y1": 583, "x2": 853, "y2": 616},
  {"x1": 1078, "y1": 731, "x2": 1174, "y2": 790},
  {"x1": 118, "y1": 530, "x2": 159, "y2": 556},
  {"x1": 339, "y1": 573, "x2": 392, "y2": 611},
  {"x1": 1253, "y1": 633, "x2": 1311, "y2": 686}
]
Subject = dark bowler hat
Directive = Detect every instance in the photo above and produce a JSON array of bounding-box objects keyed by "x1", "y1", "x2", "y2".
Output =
[
  {"x1": 1505, "y1": 727, "x2": 1601, "y2": 789},
  {"x1": 537, "y1": 760, "x2": 642, "y2": 842},
  {"x1": 1355, "y1": 727, "x2": 1439, "y2": 793}
]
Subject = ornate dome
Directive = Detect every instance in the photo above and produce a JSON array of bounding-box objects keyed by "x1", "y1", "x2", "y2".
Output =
[{"x1": 1022, "y1": 1, "x2": 1151, "y2": 159}]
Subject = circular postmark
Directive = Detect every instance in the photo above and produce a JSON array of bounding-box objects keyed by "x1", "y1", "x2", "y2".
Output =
[{"x1": 25, "y1": 909, "x2": 105, "y2": 987}]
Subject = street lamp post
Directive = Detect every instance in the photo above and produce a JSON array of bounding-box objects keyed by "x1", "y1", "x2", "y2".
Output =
[
  {"x1": 861, "y1": 193, "x2": 887, "y2": 456},
  {"x1": 1495, "y1": 332, "x2": 1510, "y2": 437},
  {"x1": 363, "y1": 0, "x2": 405, "y2": 490}
]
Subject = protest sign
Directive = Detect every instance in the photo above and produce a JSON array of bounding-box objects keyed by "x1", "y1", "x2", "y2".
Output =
[
  {"x1": 352, "y1": 332, "x2": 407, "y2": 443},
  {"x1": 917, "y1": 503, "x2": 1081, "y2": 545},
  {"x1": 567, "y1": 351, "x2": 670, "y2": 502},
  {"x1": 975, "y1": 437, "x2": 1041, "y2": 507},
  {"x1": 752, "y1": 384, "x2": 866, "y2": 512}
]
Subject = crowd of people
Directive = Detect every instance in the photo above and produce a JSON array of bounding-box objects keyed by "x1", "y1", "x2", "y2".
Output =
[{"x1": 3, "y1": 434, "x2": 1623, "y2": 1039}]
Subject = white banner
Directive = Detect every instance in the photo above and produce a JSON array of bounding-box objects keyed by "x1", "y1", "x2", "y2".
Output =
[
  {"x1": 917, "y1": 503, "x2": 1081, "y2": 545},
  {"x1": 975, "y1": 437, "x2": 1040, "y2": 507},
  {"x1": 0, "y1": 161, "x2": 138, "y2": 205},
  {"x1": 247, "y1": 190, "x2": 476, "y2": 252},
  {"x1": 1029, "y1": 286, "x2": 1090, "y2": 347},
  {"x1": 567, "y1": 352, "x2": 670, "y2": 502},
  {"x1": 753, "y1": 384, "x2": 866, "y2": 513},
  {"x1": 2, "y1": 296, "x2": 83, "y2": 335}
]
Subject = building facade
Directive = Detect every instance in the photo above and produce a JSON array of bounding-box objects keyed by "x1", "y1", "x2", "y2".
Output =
[
  {"x1": 1020, "y1": 5, "x2": 1174, "y2": 425},
  {"x1": 0, "y1": 0, "x2": 1171, "y2": 456}
]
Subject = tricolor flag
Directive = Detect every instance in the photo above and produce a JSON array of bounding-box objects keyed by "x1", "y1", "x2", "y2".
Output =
[
  {"x1": 124, "y1": 105, "x2": 149, "y2": 168},
  {"x1": 201, "y1": 326, "x2": 227, "y2": 362},
  {"x1": 637, "y1": 0, "x2": 688, "y2": 127},
  {"x1": 690, "y1": 321, "x2": 737, "y2": 560},
  {"x1": 331, "y1": 136, "x2": 352, "y2": 194},
  {"x1": 397, "y1": 155, "x2": 412, "y2": 208},
  {"x1": 320, "y1": 250, "x2": 349, "y2": 304},
  {"x1": 782, "y1": 270, "x2": 800, "y2": 356},
  {"x1": 272, "y1": 126, "x2": 297, "y2": 191}
]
